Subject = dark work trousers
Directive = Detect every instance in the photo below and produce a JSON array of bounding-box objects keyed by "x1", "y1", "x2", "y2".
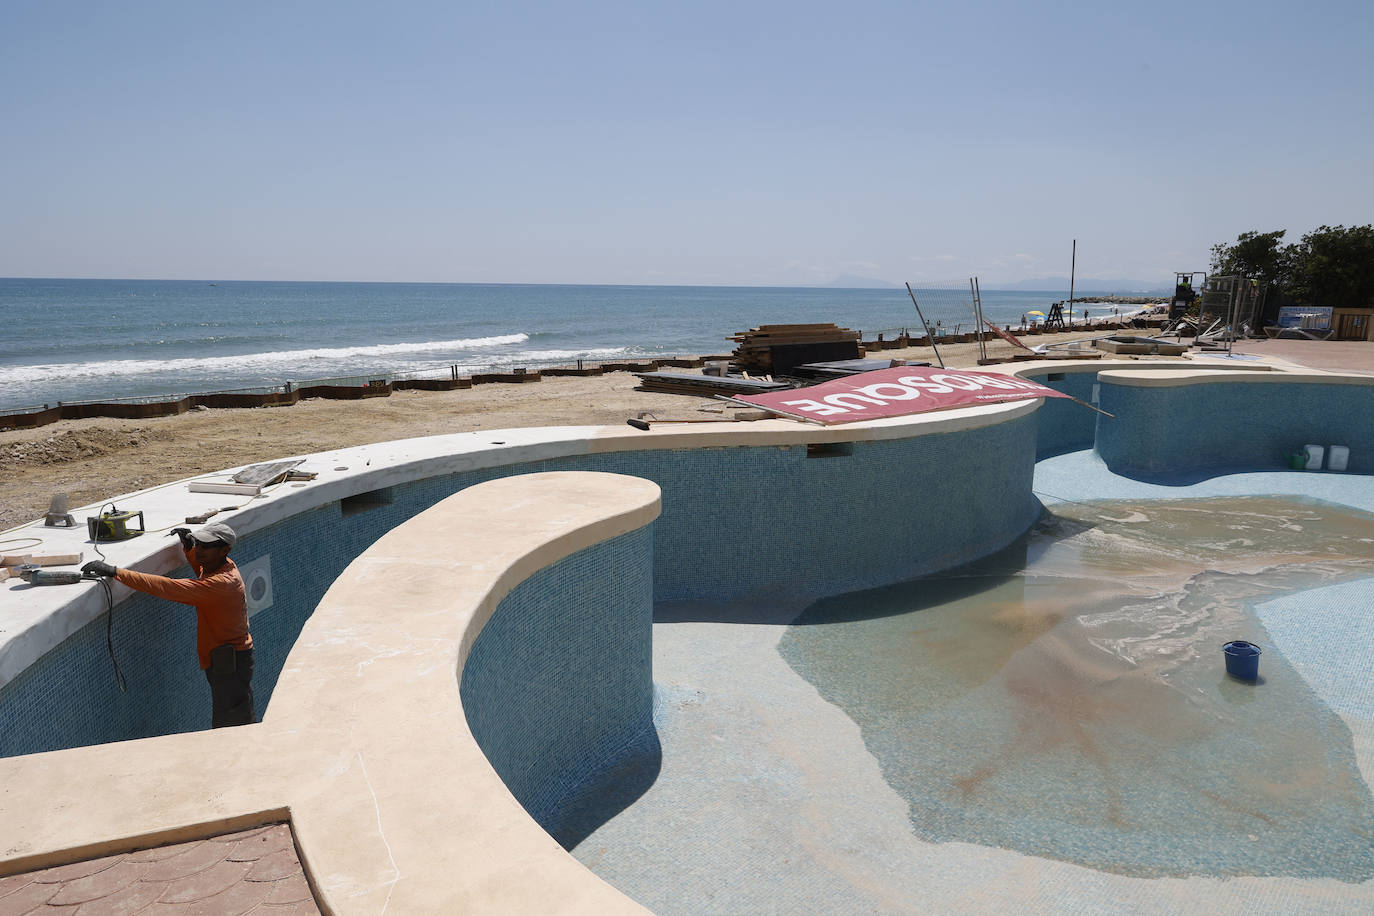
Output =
[{"x1": 205, "y1": 647, "x2": 255, "y2": 728}]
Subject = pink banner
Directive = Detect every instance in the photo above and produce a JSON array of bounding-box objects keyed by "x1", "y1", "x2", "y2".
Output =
[{"x1": 733, "y1": 366, "x2": 1074, "y2": 425}]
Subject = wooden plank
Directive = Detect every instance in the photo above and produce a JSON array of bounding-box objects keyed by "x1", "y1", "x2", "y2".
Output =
[
  {"x1": 1, "y1": 553, "x2": 83, "y2": 567},
  {"x1": 189, "y1": 481, "x2": 263, "y2": 496}
]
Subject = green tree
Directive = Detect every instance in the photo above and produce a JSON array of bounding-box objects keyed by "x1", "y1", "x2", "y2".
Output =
[
  {"x1": 1208, "y1": 230, "x2": 1290, "y2": 286},
  {"x1": 1209, "y1": 229, "x2": 1292, "y2": 320},
  {"x1": 1285, "y1": 224, "x2": 1374, "y2": 308}
]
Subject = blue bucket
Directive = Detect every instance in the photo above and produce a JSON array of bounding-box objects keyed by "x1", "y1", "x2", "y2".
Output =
[{"x1": 1223, "y1": 640, "x2": 1262, "y2": 681}]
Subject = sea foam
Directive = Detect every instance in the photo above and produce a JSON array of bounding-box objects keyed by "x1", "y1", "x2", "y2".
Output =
[{"x1": 0, "y1": 334, "x2": 532, "y2": 388}]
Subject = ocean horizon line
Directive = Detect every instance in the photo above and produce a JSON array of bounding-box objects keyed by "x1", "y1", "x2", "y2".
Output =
[{"x1": 0, "y1": 276, "x2": 1153, "y2": 295}]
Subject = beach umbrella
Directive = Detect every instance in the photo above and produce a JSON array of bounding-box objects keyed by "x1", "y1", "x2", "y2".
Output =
[{"x1": 1027, "y1": 310, "x2": 1045, "y2": 317}]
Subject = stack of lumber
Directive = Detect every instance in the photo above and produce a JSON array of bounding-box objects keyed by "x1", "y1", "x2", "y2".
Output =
[{"x1": 729, "y1": 324, "x2": 863, "y2": 375}]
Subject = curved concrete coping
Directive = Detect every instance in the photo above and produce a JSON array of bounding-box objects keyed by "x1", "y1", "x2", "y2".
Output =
[
  {"x1": 0, "y1": 400, "x2": 1036, "y2": 691},
  {"x1": 0, "y1": 356, "x2": 1329, "y2": 692},
  {"x1": 1093, "y1": 367, "x2": 1374, "y2": 387},
  {"x1": 0, "y1": 470, "x2": 660, "y2": 914},
  {"x1": 1005, "y1": 356, "x2": 1281, "y2": 379}
]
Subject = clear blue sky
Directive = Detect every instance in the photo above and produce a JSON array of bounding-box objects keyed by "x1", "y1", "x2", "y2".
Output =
[{"x1": 2, "y1": 0, "x2": 1369, "y2": 287}]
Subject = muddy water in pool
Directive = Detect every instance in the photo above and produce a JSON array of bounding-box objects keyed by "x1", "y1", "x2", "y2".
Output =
[{"x1": 779, "y1": 497, "x2": 1374, "y2": 879}]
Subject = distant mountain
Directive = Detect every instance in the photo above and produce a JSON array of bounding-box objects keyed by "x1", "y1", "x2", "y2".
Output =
[
  {"x1": 821, "y1": 274, "x2": 901, "y2": 289},
  {"x1": 986, "y1": 277, "x2": 1169, "y2": 294}
]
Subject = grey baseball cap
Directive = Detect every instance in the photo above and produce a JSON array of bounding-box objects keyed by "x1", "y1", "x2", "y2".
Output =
[{"x1": 191, "y1": 522, "x2": 236, "y2": 549}]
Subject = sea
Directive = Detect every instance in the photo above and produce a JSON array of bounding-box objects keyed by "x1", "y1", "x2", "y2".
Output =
[{"x1": 0, "y1": 278, "x2": 1146, "y2": 411}]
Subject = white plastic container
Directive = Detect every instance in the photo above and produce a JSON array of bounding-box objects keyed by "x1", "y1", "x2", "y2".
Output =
[
  {"x1": 1304, "y1": 444, "x2": 1325, "y2": 471},
  {"x1": 1328, "y1": 445, "x2": 1350, "y2": 472}
]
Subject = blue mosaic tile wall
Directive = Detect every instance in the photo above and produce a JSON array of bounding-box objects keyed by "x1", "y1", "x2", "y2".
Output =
[
  {"x1": 460, "y1": 526, "x2": 655, "y2": 843},
  {"x1": 1096, "y1": 380, "x2": 1374, "y2": 480},
  {"x1": 596, "y1": 413, "x2": 1041, "y2": 601},
  {"x1": 1023, "y1": 369, "x2": 1101, "y2": 458},
  {"x1": 0, "y1": 502, "x2": 391, "y2": 758},
  {"x1": 0, "y1": 589, "x2": 195, "y2": 758},
  {"x1": 2, "y1": 411, "x2": 1040, "y2": 757}
]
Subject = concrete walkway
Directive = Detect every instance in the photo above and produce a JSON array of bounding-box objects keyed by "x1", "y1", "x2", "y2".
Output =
[{"x1": 1229, "y1": 338, "x2": 1374, "y2": 375}]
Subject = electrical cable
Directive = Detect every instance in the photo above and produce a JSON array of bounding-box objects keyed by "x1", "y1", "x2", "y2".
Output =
[
  {"x1": 1033, "y1": 489, "x2": 1110, "y2": 511},
  {"x1": 0, "y1": 536, "x2": 44, "y2": 551},
  {"x1": 88, "y1": 502, "x2": 114, "y2": 563},
  {"x1": 87, "y1": 502, "x2": 127, "y2": 692},
  {"x1": 101, "y1": 577, "x2": 127, "y2": 693}
]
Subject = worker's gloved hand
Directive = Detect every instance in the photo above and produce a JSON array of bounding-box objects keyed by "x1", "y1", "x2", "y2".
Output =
[
  {"x1": 81, "y1": 560, "x2": 117, "y2": 579},
  {"x1": 170, "y1": 527, "x2": 194, "y2": 549}
]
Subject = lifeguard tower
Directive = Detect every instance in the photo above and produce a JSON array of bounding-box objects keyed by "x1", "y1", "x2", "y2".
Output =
[
  {"x1": 1169, "y1": 272, "x2": 1206, "y2": 320},
  {"x1": 1044, "y1": 302, "x2": 1066, "y2": 331}
]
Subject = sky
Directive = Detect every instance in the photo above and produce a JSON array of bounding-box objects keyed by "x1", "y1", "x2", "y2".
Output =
[{"x1": 2, "y1": 0, "x2": 1370, "y2": 288}]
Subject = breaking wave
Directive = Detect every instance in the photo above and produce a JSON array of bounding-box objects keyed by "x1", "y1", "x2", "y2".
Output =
[{"x1": 0, "y1": 334, "x2": 532, "y2": 388}]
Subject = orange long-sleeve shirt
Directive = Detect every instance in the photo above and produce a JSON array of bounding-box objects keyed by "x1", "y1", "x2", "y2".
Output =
[{"x1": 115, "y1": 548, "x2": 252, "y2": 670}]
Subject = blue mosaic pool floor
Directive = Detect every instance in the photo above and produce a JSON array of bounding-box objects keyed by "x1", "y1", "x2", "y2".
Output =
[
  {"x1": 581, "y1": 611, "x2": 1374, "y2": 914},
  {"x1": 777, "y1": 499, "x2": 1374, "y2": 882},
  {"x1": 572, "y1": 453, "x2": 1374, "y2": 914},
  {"x1": 1034, "y1": 449, "x2": 1374, "y2": 515}
]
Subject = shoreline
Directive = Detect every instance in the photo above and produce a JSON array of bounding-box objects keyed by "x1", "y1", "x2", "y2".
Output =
[
  {"x1": 7, "y1": 325, "x2": 1359, "y2": 534},
  {"x1": 0, "y1": 328, "x2": 1115, "y2": 531},
  {"x1": 1, "y1": 278, "x2": 1156, "y2": 411},
  {"x1": 0, "y1": 309, "x2": 1162, "y2": 420}
]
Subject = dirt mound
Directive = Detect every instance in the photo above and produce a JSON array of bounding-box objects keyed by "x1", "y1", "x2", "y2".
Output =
[{"x1": 1, "y1": 429, "x2": 150, "y2": 468}]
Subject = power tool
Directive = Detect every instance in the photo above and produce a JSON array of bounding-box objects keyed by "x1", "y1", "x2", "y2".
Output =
[
  {"x1": 18, "y1": 564, "x2": 84, "y2": 585},
  {"x1": 86, "y1": 508, "x2": 145, "y2": 542}
]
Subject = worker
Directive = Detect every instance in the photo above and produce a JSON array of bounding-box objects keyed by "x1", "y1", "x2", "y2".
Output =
[{"x1": 83, "y1": 522, "x2": 254, "y2": 727}]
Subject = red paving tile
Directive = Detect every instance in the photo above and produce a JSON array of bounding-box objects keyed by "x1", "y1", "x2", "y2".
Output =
[
  {"x1": 243, "y1": 851, "x2": 299, "y2": 885},
  {"x1": 225, "y1": 827, "x2": 293, "y2": 864},
  {"x1": 72, "y1": 879, "x2": 163, "y2": 915},
  {"x1": 252, "y1": 900, "x2": 321, "y2": 915},
  {"x1": 0, "y1": 879, "x2": 60, "y2": 912},
  {"x1": 1, "y1": 823, "x2": 318, "y2": 915},
  {"x1": 47, "y1": 860, "x2": 149, "y2": 905},
  {"x1": 204, "y1": 828, "x2": 269, "y2": 846},
  {"x1": 139, "y1": 843, "x2": 230, "y2": 884},
  {"x1": 261, "y1": 874, "x2": 313, "y2": 906},
  {"x1": 123, "y1": 841, "x2": 202, "y2": 865},
  {"x1": 0, "y1": 874, "x2": 36, "y2": 896},
  {"x1": 158, "y1": 860, "x2": 253, "y2": 904},
  {"x1": 175, "y1": 876, "x2": 271, "y2": 915},
  {"x1": 27, "y1": 858, "x2": 112, "y2": 885}
]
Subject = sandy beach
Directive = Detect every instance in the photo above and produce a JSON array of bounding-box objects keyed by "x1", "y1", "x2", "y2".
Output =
[{"x1": 0, "y1": 328, "x2": 1359, "y2": 533}]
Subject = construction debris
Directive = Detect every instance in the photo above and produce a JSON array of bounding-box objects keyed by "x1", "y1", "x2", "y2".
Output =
[
  {"x1": 634, "y1": 372, "x2": 791, "y2": 398},
  {"x1": 1093, "y1": 337, "x2": 1190, "y2": 356},
  {"x1": 791, "y1": 358, "x2": 930, "y2": 380},
  {"x1": 232, "y1": 460, "x2": 306, "y2": 486}
]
